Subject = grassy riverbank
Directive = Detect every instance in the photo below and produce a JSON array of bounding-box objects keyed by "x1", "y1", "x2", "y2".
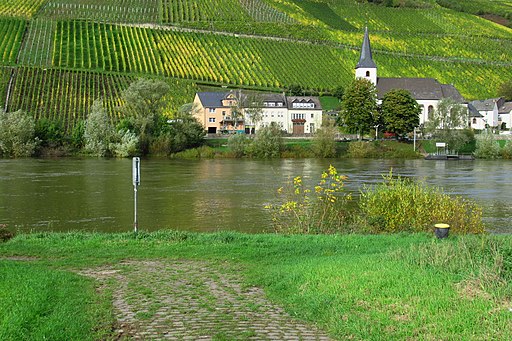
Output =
[{"x1": 1, "y1": 231, "x2": 510, "y2": 340}]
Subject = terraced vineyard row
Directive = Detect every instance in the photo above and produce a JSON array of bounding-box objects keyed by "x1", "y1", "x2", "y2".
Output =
[
  {"x1": 0, "y1": 66, "x2": 12, "y2": 109},
  {"x1": 18, "y1": 19, "x2": 54, "y2": 67},
  {"x1": 6, "y1": 67, "x2": 198, "y2": 130},
  {"x1": 0, "y1": 0, "x2": 46, "y2": 19},
  {"x1": 0, "y1": 18, "x2": 26, "y2": 65},
  {"x1": 160, "y1": 0, "x2": 250, "y2": 24},
  {"x1": 38, "y1": 0, "x2": 159, "y2": 24}
]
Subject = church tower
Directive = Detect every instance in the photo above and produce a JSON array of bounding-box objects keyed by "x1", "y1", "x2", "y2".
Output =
[{"x1": 355, "y1": 27, "x2": 377, "y2": 86}]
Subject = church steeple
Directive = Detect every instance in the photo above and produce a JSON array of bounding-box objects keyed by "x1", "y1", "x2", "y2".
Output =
[{"x1": 355, "y1": 27, "x2": 377, "y2": 85}]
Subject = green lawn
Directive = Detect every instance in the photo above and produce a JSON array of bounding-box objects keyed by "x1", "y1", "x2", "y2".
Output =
[{"x1": 1, "y1": 231, "x2": 510, "y2": 340}]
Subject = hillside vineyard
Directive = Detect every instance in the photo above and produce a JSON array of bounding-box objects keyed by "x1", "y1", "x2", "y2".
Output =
[{"x1": 0, "y1": 0, "x2": 510, "y2": 129}]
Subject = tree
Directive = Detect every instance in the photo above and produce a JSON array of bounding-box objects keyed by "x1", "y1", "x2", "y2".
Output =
[
  {"x1": 84, "y1": 99, "x2": 113, "y2": 157},
  {"x1": 287, "y1": 84, "x2": 304, "y2": 96},
  {"x1": 243, "y1": 92, "x2": 263, "y2": 135},
  {"x1": 498, "y1": 80, "x2": 512, "y2": 101},
  {"x1": 0, "y1": 110, "x2": 37, "y2": 157},
  {"x1": 117, "y1": 78, "x2": 170, "y2": 153},
  {"x1": 425, "y1": 98, "x2": 471, "y2": 152},
  {"x1": 339, "y1": 78, "x2": 378, "y2": 138},
  {"x1": 380, "y1": 89, "x2": 420, "y2": 137}
]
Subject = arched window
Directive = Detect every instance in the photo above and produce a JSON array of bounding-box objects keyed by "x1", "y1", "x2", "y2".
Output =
[
  {"x1": 428, "y1": 105, "x2": 434, "y2": 120},
  {"x1": 366, "y1": 71, "x2": 370, "y2": 77},
  {"x1": 472, "y1": 118, "x2": 477, "y2": 125}
]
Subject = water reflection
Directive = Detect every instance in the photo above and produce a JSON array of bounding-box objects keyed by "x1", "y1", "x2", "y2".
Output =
[{"x1": 0, "y1": 158, "x2": 510, "y2": 233}]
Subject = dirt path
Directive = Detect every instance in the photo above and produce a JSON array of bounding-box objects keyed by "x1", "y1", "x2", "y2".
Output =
[{"x1": 82, "y1": 260, "x2": 332, "y2": 340}]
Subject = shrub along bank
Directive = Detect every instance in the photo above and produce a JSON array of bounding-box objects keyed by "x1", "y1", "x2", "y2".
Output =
[{"x1": 0, "y1": 231, "x2": 511, "y2": 340}]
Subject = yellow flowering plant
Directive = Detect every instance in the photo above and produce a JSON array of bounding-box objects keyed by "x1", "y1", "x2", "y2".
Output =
[{"x1": 265, "y1": 165, "x2": 353, "y2": 234}]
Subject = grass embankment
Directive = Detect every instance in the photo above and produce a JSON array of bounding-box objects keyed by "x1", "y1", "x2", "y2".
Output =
[
  {"x1": 1, "y1": 231, "x2": 511, "y2": 340},
  {"x1": 183, "y1": 139, "x2": 421, "y2": 159}
]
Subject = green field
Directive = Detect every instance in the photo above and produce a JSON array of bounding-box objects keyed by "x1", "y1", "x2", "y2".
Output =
[{"x1": 0, "y1": 0, "x2": 509, "y2": 127}]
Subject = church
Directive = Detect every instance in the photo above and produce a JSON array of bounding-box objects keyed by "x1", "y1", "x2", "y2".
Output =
[{"x1": 355, "y1": 28, "x2": 466, "y2": 126}]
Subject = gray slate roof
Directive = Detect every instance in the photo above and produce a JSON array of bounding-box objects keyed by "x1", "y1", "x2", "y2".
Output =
[
  {"x1": 499, "y1": 102, "x2": 512, "y2": 114},
  {"x1": 469, "y1": 98, "x2": 505, "y2": 111},
  {"x1": 196, "y1": 92, "x2": 232, "y2": 108},
  {"x1": 356, "y1": 27, "x2": 377, "y2": 69},
  {"x1": 376, "y1": 78, "x2": 465, "y2": 102}
]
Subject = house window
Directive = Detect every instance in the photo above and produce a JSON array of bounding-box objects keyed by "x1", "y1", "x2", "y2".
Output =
[
  {"x1": 222, "y1": 111, "x2": 226, "y2": 116},
  {"x1": 208, "y1": 108, "x2": 215, "y2": 113},
  {"x1": 277, "y1": 103, "x2": 283, "y2": 107},
  {"x1": 311, "y1": 113, "x2": 314, "y2": 118},
  {"x1": 209, "y1": 118, "x2": 216, "y2": 123},
  {"x1": 310, "y1": 123, "x2": 315, "y2": 133},
  {"x1": 366, "y1": 71, "x2": 370, "y2": 77},
  {"x1": 472, "y1": 118, "x2": 477, "y2": 125}
]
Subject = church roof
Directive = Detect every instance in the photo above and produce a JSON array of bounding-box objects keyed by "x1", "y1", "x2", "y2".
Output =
[
  {"x1": 356, "y1": 27, "x2": 377, "y2": 69},
  {"x1": 376, "y1": 78, "x2": 465, "y2": 102}
]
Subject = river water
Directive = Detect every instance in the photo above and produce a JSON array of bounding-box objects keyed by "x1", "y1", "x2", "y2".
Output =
[{"x1": 0, "y1": 158, "x2": 510, "y2": 233}]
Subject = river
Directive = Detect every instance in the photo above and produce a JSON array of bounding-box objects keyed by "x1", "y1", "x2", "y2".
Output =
[{"x1": 0, "y1": 158, "x2": 510, "y2": 233}]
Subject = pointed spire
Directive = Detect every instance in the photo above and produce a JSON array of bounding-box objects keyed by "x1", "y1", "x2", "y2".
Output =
[{"x1": 356, "y1": 27, "x2": 377, "y2": 69}]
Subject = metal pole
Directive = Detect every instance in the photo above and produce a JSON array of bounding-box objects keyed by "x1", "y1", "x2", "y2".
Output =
[
  {"x1": 134, "y1": 185, "x2": 138, "y2": 233},
  {"x1": 413, "y1": 127, "x2": 416, "y2": 151}
]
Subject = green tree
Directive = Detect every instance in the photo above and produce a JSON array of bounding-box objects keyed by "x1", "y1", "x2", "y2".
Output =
[
  {"x1": 118, "y1": 78, "x2": 170, "y2": 153},
  {"x1": 339, "y1": 78, "x2": 378, "y2": 139},
  {"x1": 84, "y1": 99, "x2": 113, "y2": 157},
  {"x1": 425, "y1": 98, "x2": 471, "y2": 152},
  {"x1": 0, "y1": 110, "x2": 37, "y2": 157},
  {"x1": 380, "y1": 89, "x2": 420, "y2": 138},
  {"x1": 498, "y1": 80, "x2": 512, "y2": 101},
  {"x1": 474, "y1": 131, "x2": 501, "y2": 159}
]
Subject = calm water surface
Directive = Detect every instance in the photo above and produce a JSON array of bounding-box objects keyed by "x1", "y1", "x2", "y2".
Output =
[{"x1": 1, "y1": 158, "x2": 510, "y2": 233}]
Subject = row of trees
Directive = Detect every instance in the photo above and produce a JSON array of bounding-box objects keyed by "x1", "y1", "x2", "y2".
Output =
[{"x1": 0, "y1": 78, "x2": 206, "y2": 158}]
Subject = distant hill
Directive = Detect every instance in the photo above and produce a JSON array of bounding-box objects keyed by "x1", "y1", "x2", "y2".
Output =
[{"x1": 0, "y1": 0, "x2": 510, "y2": 130}]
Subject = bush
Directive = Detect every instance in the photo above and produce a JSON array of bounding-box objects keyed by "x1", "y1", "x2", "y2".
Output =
[
  {"x1": 347, "y1": 141, "x2": 377, "y2": 158},
  {"x1": 0, "y1": 110, "x2": 37, "y2": 157},
  {"x1": 247, "y1": 124, "x2": 283, "y2": 158},
  {"x1": 474, "y1": 131, "x2": 501, "y2": 159},
  {"x1": 266, "y1": 165, "x2": 354, "y2": 234},
  {"x1": 227, "y1": 133, "x2": 250, "y2": 158},
  {"x1": 501, "y1": 139, "x2": 512, "y2": 159},
  {"x1": 359, "y1": 172, "x2": 485, "y2": 234},
  {"x1": 35, "y1": 118, "x2": 65, "y2": 148},
  {"x1": 110, "y1": 130, "x2": 139, "y2": 157},
  {"x1": 312, "y1": 125, "x2": 338, "y2": 158}
]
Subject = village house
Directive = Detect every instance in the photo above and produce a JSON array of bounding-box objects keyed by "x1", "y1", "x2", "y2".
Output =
[
  {"x1": 192, "y1": 90, "x2": 322, "y2": 135},
  {"x1": 468, "y1": 97, "x2": 512, "y2": 130},
  {"x1": 356, "y1": 27, "x2": 466, "y2": 126}
]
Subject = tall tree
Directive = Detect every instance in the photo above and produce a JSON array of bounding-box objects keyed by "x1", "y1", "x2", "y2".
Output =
[
  {"x1": 118, "y1": 78, "x2": 170, "y2": 137},
  {"x1": 380, "y1": 89, "x2": 420, "y2": 137},
  {"x1": 339, "y1": 78, "x2": 378, "y2": 138},
  {"x1": 425, "y1": 98, "x2": 471, "y2": 152},
  {"x1": 84, "y1": 99, "x2": 113, "y2": 157}
]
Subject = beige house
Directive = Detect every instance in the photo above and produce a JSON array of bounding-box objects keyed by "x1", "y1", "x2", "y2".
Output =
[{"x1": 192, "y1": 91, "x2": 244, "y2": 134}]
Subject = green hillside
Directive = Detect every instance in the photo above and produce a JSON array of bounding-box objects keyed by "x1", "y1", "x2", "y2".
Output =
[{"x1": 0, "y1": 0, "x2": 510, "y2": 129}]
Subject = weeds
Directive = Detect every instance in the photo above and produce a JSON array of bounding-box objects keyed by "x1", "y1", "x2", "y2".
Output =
[{"x1": 266, "y1": 165, "x2": 353, "y2": 234}]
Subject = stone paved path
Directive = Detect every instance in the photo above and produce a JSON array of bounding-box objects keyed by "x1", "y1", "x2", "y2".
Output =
[{"x1": 82, "y1": 260, "x2": 332, "y2": 340}]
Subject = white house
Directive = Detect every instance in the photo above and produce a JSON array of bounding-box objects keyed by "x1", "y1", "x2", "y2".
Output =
[
  {"x1": 356, "y1": 28, "x2": 466, "y2": 126},
  {"x1": 469, "y1": 98, "x2": 512, "y2": 130},
  {"x1": 499, "y1": 101, "x2": 512, "y2": 130}
]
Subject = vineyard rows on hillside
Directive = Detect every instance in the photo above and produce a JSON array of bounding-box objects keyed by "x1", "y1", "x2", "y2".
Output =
[
  {"x1": 6, "y1": 67, "x2": 198, "y2": 130},
  {"x1": 38, "y1": 0, "x2": 160, "y2": 24},
  {"x1": 0, "y1": 0, "x2": 46, "y2": 19},
  {"x1": 0, "y1": 18, "x2": 26, "y2": 65}
]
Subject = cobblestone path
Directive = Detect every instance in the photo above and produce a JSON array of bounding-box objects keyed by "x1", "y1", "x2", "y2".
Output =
[{"x1": 82, "y1": 260, "x2": 332, "y2": 340}]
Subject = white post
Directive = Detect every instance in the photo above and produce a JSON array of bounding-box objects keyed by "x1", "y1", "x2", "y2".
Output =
[
  {"x1": 413, "y1": 127, "x2": 416, "y2": 151},
  {"x1": 132, "y1": 157, "x2": 140, "y2": 233}
]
